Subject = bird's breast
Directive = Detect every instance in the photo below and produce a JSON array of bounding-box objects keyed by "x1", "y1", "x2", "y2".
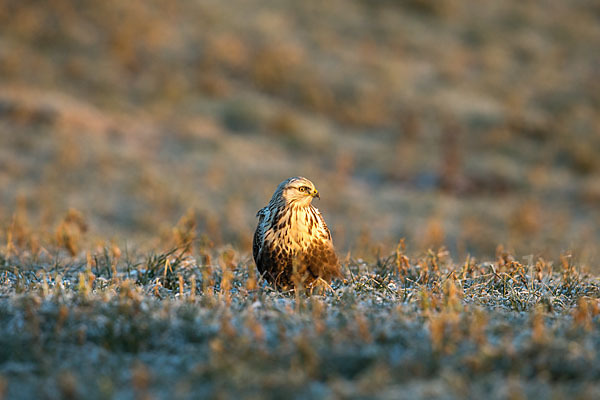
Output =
[{"x1": 265, "y1": 206, "x2": 318, "y2": 252}]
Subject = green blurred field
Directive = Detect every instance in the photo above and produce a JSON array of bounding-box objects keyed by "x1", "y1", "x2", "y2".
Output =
[{"x1": 1, "y1": 1, "x2": 600, "y2": 398}]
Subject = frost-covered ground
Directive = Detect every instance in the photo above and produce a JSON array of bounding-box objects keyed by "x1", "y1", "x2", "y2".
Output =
[{"x1": 1, "y1": 246, "x2": 599, "y2": 399}]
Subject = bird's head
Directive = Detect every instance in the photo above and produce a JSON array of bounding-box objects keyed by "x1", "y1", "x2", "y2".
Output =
[{"x1": 274, "y1": 176, "x2": 320, "y2": 206}]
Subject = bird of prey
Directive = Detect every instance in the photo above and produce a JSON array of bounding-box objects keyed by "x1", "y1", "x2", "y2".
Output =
[{"x1": 253, "y1": 177, "x2": 342, "y2": 291}]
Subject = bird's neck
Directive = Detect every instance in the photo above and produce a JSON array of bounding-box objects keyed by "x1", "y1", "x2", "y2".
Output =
[
  {"x1": 281, "y1": 205, "x2": 315, "y2": 250},
  {"x1": 280, "y1": 203, "x2": 311, "y2": 217}
]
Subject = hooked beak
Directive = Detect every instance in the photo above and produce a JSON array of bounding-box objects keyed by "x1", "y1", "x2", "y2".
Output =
[{"x1": 310, "y1": 189, "x2": 320, "y2": 199}]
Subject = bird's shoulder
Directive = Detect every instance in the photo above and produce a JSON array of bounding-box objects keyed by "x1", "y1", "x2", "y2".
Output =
[
  {"x1": 253, "y1": 206, "x2": 271, "y2": 261},
  {"x1": 256, "y1": 206, "x2": 269, "y2": 219}
]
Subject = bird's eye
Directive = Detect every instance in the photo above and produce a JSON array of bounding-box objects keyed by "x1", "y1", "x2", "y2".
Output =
[{"x1": 299, "y1": 186, "x2": 309, "y2": 192}]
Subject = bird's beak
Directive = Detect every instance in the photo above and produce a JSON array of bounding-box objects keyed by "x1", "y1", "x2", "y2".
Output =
[{"x1": 311, "y1": 189, "x2": 320, "y2": 199}]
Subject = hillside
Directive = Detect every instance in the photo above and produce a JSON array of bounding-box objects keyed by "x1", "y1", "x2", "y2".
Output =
[{"x1": 1, "y1": 0, "x2": 599, "y2": 264}]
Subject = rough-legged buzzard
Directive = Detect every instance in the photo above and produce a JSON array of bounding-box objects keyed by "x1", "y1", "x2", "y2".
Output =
[{"x1": 253, "y1": 177, "x2": 342, "y2": 291}]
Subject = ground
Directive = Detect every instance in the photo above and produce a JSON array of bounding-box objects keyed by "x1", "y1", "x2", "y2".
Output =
[{"x1": 0, "y1": 244, "x2": 599, "y2": 399}]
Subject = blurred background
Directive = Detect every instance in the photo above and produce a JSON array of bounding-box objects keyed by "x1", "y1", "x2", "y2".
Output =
[{"x1": 1, "y1": 0, "x2": 599, "y2": 265}]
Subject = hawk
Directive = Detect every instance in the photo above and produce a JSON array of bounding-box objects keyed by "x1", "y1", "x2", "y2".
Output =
[{"x1": 253, "y1": 177, "x2": 342, "y2": 291}]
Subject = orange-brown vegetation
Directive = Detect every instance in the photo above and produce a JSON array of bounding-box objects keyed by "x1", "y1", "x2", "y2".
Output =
[{"x1": 0, "y1": 0, "x2": 599, "y2": 264}]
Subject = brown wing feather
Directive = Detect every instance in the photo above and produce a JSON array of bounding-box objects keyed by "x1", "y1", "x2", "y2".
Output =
[
  {"x1": 253, "y1": 207, "x2": 268, "y2": 276},
  {"x1": 259, "y1": 242, "x2": 296, "y2": 289}
]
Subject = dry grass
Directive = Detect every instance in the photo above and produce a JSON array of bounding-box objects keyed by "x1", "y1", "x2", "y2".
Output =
[{"x1": 0, "y1": 238, "x2": 599, "y2": 398}]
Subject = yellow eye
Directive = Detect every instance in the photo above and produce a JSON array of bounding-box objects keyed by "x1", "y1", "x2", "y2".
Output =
[{"x1": 299, "y1": 186, "x2": 309, "y2": 192}]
